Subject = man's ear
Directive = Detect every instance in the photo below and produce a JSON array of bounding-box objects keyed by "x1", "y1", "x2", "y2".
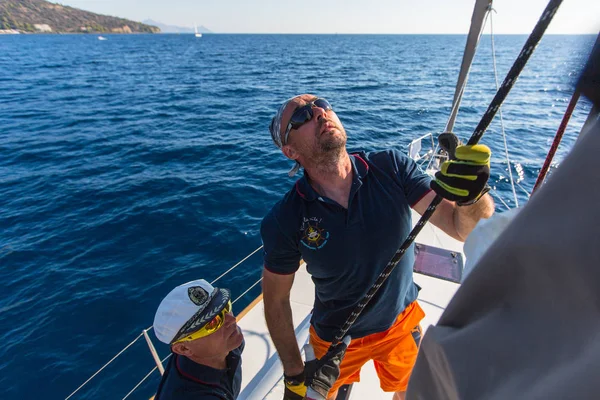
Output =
[
  {"x1": 282, "y1": 145, "x2": 298, "y2": 161},
  {"x1": 171, "y1": 342, "x2": 191, "y2": 357}
]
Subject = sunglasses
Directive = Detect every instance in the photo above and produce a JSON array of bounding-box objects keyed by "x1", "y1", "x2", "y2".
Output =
[
  {"x1": 283, "y1": 98, "x2": 332, "y2": 145},
  {"x1": 173, "y1": 301, "x2": 232, "y2": 344}
]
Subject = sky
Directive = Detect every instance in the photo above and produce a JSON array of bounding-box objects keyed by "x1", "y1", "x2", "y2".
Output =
[{"x1": 57, "y1": 0, "x2": 599, "y2": 34}]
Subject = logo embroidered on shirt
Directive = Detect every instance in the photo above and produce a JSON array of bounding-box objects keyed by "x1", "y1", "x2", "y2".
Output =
[{"x1": 300, "y1": 217, "x2": 329, "y2": 250}]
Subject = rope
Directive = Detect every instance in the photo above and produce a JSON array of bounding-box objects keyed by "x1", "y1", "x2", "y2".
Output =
[
  {"x1": 211, "y1": 245, "x2": 263, "y2": 285},
  {"x1": 121, "y1": 366, "x2": 158, "y2": 400},
  {"x1": 490, "y1": 187, "x2": 511, "y2": 210},
  {"x1": 233, "y1": 277, "x2": 263, "y2": 304},
  {"x1": 424, "y1": 143, "x2": 440, "y2": 171},
  {"x1": 330, "y1": 0, "x2": 564, "y2": 347},
  {"x1": 65, "y1": 332, "x2": 145, "y2": 400},
  {"x1": 121, "y1": 354, "x2": 172, "y2": 400},
  {"x1": 469, "y1": 0, "x2": 562, "y2": 145},
  {"x1": 531, "y1": 91, "x2": 580, "y2": 194},
  {"x1": 517, "y1": 183, "x2": 532, "y2": 198},
  {"x1": 490, "y1": 8, "x2": 519, "y2": 208}
]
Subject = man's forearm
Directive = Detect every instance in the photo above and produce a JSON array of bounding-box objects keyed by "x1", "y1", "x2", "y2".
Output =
[
  {"x1": 453, "y1": 193, "x2": 495, "y2": 241},
  {"x1": 264, "y1": 298, "x2": 304, "y2": 375}
]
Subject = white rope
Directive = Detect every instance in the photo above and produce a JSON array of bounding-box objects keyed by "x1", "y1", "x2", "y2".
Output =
[
  {"x1": 121, "y1": 353, "x2": 173, "y2": 400},
  {"x1": 490, "y1": 8, "x2": 520, "y2": 208},
  {"x1": 233, "y1": 277, "x2": 263, "y2": 305},
  {"x1": 490, "y1": 187, "x2": 511, "y2": 210},
  {"x1": 121, "y1": 366, "x2": 158, "y2": 400},
  {"x1": 424, "y1": 143, "x2": 441, "y2": 171},
  {"x1": 517, "y1": 183, "x2": 532, "y2": 198},
  {"x1": 211, "y1": 245, "x2": 263, "y2": 285},
  {"x1": 65, "y1": 332, "x2": 145, "y2": 400}
]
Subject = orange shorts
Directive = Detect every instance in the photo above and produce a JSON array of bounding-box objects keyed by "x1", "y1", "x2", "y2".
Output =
[{"x1": 309, "y1": 301, "x2": 425, "y2": 395}]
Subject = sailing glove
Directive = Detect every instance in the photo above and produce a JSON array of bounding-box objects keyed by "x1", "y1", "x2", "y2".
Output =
[
  {"x1": 303, "y1": 336, "x2": 351, "y2": 400},
  {"x1": 283, "y1": 371, "x2": 307, "y2": 400},
  {"x1": 282, "y1": 336, "x2": 351, "y2": 400},
  {"x1": 431, "y1": 143, "x2": 491, "y2": 206}
]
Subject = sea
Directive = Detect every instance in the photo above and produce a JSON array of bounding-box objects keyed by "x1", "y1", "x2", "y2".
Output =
[{"x1": 0, "y1": 33, "x2": 595, "y2": 399}]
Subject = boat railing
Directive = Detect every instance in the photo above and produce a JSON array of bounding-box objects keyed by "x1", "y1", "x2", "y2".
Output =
[
  {"x1": 64, "y1": 245, "x2": 264, "y2": 400},
  {"x1": 407, "y1": 132, "x2": 448, "y2": 173}
]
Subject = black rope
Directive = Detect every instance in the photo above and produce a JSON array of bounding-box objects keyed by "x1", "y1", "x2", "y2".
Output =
[
  {"x1": 469, "y1": 0, "x2": 563, "y2": 145},
  {"x1": 330, "y1": 0, "x2": 564, "y2": 347}
]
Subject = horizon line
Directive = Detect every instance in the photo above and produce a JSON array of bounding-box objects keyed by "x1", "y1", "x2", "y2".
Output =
[{"x1": 153, "y1": 32, "x2": 597, "y2": 35}]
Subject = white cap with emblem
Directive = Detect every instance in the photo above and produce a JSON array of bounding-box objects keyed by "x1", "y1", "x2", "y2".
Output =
[{"x1": 153, "y1": 279, "x2": 231, "y2": 344}]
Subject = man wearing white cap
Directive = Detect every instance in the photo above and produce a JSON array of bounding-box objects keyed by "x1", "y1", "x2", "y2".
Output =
[
  {"x1": 153, "y1": 279, "x2": 244, "y2": 400},
  {"x1": 153, "y1": 278, "x2": 350, "y2": 400}
]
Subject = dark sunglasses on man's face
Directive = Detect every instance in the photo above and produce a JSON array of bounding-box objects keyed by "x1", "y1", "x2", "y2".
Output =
[{"x1": 284, "y1": 98, "x2": 332, "y2": 145}]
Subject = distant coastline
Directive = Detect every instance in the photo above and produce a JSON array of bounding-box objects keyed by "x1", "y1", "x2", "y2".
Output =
[{"x1": 0, "y1": 0, "x2": 159, "y2": 34}]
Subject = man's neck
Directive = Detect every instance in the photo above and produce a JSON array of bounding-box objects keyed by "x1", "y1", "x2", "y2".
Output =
[
  {"x1": 186, "y1": 353, "x2": 228, "y2": 370},
  {"x1": 304, "y1": 152, "x2": 353, "y2": 207}
]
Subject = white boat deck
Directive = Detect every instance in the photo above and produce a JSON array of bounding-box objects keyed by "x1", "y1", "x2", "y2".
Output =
[{"x1": 237, "y1": 210, "x2": 463, "y2": 399}]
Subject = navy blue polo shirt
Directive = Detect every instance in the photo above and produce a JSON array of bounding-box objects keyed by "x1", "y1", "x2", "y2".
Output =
[
  {"x1": 155, "y1": 340, "x2": 244, "y2": 400},
  {"x1": 261, "y1": 150, "x2": 431, "y2": 342}
]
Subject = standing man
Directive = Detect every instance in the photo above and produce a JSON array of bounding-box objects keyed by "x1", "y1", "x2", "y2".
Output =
[{"x1": 261, "y1": 95, "x2": 494, "y2": 400}]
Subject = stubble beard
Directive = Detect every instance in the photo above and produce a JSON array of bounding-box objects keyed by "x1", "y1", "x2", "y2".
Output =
[{"x1": 309, "y1": 124, "x2": 347, "y2": 171}]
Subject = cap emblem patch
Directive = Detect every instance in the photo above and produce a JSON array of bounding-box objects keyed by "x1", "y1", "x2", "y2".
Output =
[{"x1": 188, "y1": 286, "x2": 209, "y2": 306}]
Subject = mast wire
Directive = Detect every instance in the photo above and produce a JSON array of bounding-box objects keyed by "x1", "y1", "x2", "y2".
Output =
[{"x1": 489, "y1": 7, "x2": 519, "y2": 207}]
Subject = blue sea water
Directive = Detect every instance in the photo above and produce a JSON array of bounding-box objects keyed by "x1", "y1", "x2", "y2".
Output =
[{"x1": 0, "y1": 33, "x2": 595, "y2": 399}]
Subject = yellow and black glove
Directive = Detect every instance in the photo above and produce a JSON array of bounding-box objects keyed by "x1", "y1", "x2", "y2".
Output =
[
  {"x1": 283, "y1": 335, "x2": 350, "y2": 400},
  {"x1": 304, "y1": 336, "x2": 350, "y2": 400},
  {"x1": 283, "y1": 371, "x2": 307, "y2": 400},
  {"x1": 431, "y1": 134, "x2": 491, "y2": 206}
]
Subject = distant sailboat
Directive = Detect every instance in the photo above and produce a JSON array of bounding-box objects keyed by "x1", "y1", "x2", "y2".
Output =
[{"x1": 194, "y1": 24, "x2": 202, "y2": 38}]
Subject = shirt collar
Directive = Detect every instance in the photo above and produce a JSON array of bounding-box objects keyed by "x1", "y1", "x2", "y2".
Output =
[
  {"x1": 175, "y1": 354, "x2": 225, "y2": 386},
  {"x1": 294, "y1": 153, "x2": 369, "y2": 202}
]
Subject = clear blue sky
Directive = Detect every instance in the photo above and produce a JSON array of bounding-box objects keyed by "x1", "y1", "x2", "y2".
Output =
[{"x1": 57, "y1": 0, "x2": 599, "y2": 34}]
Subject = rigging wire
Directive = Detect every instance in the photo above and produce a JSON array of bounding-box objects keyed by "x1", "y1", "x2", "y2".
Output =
[
  {"x1": 517, "y1": 182, "x2": 532, "y2": 198},
  {"x1": 121, "y1": 353, "x2": 172, "y2": 400},
  {"x1": 531, "y1": 91, "x2": 580, "y2": 194},
  {"x1": 489, "y1": 8, "x2": 520, "y2": 207},
  {"x1": 65, "y1": 332, "x2": 145, "y2": 400},
  {"x1": 211, "y1": 245, "x2": 263, "y2": 285},
  {"x1": 233, "y1": 277, "x2": 263, "y2": 304},
  {"x1": 490, "y1": 188, "x2": 511, "y2": 210}
]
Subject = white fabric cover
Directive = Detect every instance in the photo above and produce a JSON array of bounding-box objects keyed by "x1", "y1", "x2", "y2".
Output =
[{"x1": 407, "y1": 117, "x2": 600, "y2": 399}]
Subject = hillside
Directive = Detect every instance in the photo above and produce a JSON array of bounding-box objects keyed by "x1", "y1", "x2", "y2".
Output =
[{"x1": 0, "y1": 0, "x2": 160, "y2": 33}]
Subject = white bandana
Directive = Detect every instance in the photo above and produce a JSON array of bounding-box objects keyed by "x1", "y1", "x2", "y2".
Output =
[{"x1": 269, "y1": 97, "x2": 302, "y2": 177}]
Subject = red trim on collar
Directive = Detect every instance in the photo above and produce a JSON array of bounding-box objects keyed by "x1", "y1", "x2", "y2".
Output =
[
  {"x1": 295, "y1": 181, "x2": 307, "y2": 199},
  {"x1": 351, "y1": 153, "x2": 369, "y2": 171},
  {"x1": 175, "y1": 354, "x2": 220, "y2": 387}
]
